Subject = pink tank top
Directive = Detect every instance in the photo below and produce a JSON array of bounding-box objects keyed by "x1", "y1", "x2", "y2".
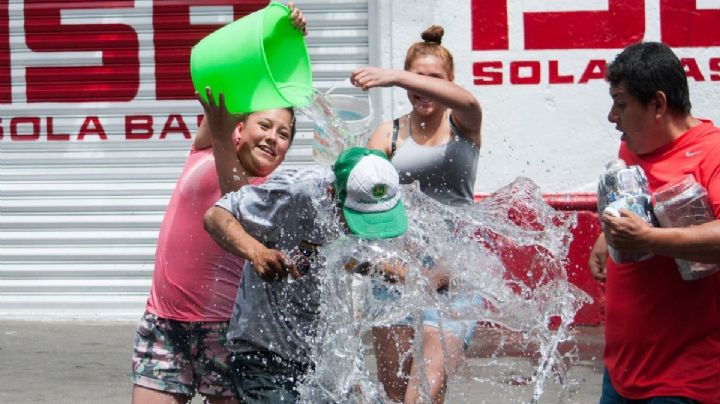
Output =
[{"x1": 146, "y1": 147, "x2": 262, "y2": 322}]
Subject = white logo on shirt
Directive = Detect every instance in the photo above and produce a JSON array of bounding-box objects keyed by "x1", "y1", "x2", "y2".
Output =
[{"x1": 685, "y1": 150, "x2": 703, "y2": 157}]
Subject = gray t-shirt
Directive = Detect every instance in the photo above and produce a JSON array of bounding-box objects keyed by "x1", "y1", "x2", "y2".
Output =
[{"x1": 214, "y1": 167, "x2": 338, "y2": 365}]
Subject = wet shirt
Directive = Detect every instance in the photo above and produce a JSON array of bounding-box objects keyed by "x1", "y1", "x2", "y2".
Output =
[
  {"x1": 215, "y1": 167, "x2": 338, "y2": 365},
  {"x1": 605, "y1": 120, "x2": 720, "y2": 402},
  {"x1": 391, "y1": 116, "x2": 479, "y2": 206},
  {"x1": 147, "y1": 147, "x2": 261, "y2": 322}
]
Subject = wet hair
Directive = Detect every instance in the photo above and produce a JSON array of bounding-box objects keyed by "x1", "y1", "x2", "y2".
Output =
[
  {"x1": 246, "y1": 107, "x2": 297, "y2": 141},
  {"x1": 606, "y1": 42, "x2": 691, "y2": 114},
  {"x1": 404, "y1": 25, "x2": 455, "y2": 80}
]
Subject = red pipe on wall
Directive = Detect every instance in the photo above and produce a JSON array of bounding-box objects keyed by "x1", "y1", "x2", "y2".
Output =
[
  {"x1": 475, "y1": 192, "x2": 598, "y2": 211},
  {"x1": 542, "y1": 192, "x2": 598, "y2": 211}
]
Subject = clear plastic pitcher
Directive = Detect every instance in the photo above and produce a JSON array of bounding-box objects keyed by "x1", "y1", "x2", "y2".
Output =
[
  {"x1": 302, "y1": 92, "x2": 373, "y2": 166},
  {"x1": 653, "y1": 175, "x2": 719, "y2": 280}
]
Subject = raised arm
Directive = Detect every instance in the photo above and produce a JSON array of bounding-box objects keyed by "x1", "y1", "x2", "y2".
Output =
[
  {"x1": 351, "y1": 67, "x2": 482, "y2": 147},
  {"x1": 192, "y1": 114, "x2": 213, "y2": 151},
  {"x1": 192, "y1": 3, "x2": 307, "y2": 194},
  {"x1": 197, "y1": 87, "x2": 249, "y2": 195}
]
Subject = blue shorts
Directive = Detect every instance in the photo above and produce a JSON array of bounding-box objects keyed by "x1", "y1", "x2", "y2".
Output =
[{"x1": 370, "y1": 280, "x2": 481, "y2": 348}]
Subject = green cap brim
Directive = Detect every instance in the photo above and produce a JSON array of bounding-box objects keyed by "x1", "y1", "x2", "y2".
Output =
[{"x1": 342, "y1": 201, "x2": 408, "y2": 240}]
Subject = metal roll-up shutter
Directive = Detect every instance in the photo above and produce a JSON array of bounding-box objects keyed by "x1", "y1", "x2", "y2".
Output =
[{"x1": 0, "y1": 0, "x2": 370, "y2": 320}]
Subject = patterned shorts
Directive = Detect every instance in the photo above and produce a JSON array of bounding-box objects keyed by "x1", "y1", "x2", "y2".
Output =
[{"x1": 131, "y1": 311, "x2": 236, "y2": 397}]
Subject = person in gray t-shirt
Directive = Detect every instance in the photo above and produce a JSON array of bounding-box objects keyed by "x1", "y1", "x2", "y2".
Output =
[{"x1": 204, "y1": 147, "x2": 408, "y2": 402}]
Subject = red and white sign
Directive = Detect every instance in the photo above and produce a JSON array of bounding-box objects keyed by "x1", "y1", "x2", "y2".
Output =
[
  {"x1": 471, "y1": 0, "x2": 720, "y2": 85},
  {"x1": 0, "y1": 0, "x2": 267, "y2": 141},
  {"x1": 381, "y1": 0, "x2": 720, "y2": 192},
  {"x1": 3, "y1": 0, "x2": 720, "y2": 192}
]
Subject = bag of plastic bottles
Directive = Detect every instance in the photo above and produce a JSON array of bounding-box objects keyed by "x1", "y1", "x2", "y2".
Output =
[
  {"x1": 653, "y1": 175, "x2": 719, "y2": 280},
  {"x1": 597, "y1": 160, "x2": 656, "y2": 263}
]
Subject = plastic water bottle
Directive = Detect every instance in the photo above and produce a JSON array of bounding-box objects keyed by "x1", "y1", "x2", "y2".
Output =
[
  {"x1": 597, "y1": 160, "x2": 656, "y2": 263},
  {"x1": 653, "y1": 175, "x2": 719, "y2": 280}
]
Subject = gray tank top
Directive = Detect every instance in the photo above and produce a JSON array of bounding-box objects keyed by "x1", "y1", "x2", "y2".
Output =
[{"x1": 390, "y1": 115, "x2": 479, "y2": 206}]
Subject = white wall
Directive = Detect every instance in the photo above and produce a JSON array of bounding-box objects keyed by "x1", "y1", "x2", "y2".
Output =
[{"x1": 373, "y1": 0, "x2": 720, "y2": 193}]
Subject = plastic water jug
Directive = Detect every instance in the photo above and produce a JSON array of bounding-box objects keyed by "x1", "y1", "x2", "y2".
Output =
[
  {"x1": 653, "y1": 175, "x2": 719, "y2": 280},
  {"x1": 302, "y1": 92, "x2": 373, "y2": 166}
]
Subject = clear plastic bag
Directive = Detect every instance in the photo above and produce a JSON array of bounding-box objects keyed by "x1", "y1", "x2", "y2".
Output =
[
  {"x1": 653, "y1": 175, "x2": 719, "y2": 280},
  {"x1": 597, "y1": 160, "x2": 655, "y2": 263}
]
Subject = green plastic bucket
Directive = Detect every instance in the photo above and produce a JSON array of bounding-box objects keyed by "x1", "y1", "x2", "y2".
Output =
[{"x1": 190, "y1": 2, "x2": 313, "y2": 114}]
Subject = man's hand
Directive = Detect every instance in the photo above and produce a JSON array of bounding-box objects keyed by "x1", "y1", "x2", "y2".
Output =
[
  {"x1": 601, "y1": 208, "x2": 654, "y2": 253},
  {"x1": 251, "y1": 246, "x2": 301, "y2": 282},
  {"x1": 588, "y1": 233, "x2": 609, "y2": 281}
]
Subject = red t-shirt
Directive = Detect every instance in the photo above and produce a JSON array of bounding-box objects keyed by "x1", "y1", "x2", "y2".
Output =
[
  {"x1": 604, "y1": 120, "x2": 720, "y2": 402},
  {"x1": 146, "y1": 147, "x2": 263, "y2": 322}
]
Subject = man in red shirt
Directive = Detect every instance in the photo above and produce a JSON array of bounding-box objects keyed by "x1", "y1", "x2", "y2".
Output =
[{"x1": 588, "y1": 42, "x2": 720, "y2": 403}]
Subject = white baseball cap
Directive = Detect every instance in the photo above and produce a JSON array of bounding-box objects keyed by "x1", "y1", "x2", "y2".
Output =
[{"x1": 333, "y1": 147, "x2": 407, "y2": 239}]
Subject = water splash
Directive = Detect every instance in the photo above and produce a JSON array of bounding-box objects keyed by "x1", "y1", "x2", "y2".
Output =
[
  {"x1": 298, "y1": 177, "x2": 592, "y2": 403},
  {"x1": 299, "y1": 90, "x2": 370, "y2": 166}
]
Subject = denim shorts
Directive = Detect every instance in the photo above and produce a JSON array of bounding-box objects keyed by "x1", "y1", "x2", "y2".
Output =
[{"x1": 370, "y1": 280, "x2": 481, "y2": 348}]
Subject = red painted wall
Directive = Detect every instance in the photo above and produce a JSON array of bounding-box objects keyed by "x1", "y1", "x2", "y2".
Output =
[{"x1": 475, "y1": 193, "x2": 605, "y2": 325}]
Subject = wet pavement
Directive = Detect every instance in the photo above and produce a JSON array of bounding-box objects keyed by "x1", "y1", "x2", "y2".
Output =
[{"x1": 0, "y1": 321, "x2": 604, "y2": 403}]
